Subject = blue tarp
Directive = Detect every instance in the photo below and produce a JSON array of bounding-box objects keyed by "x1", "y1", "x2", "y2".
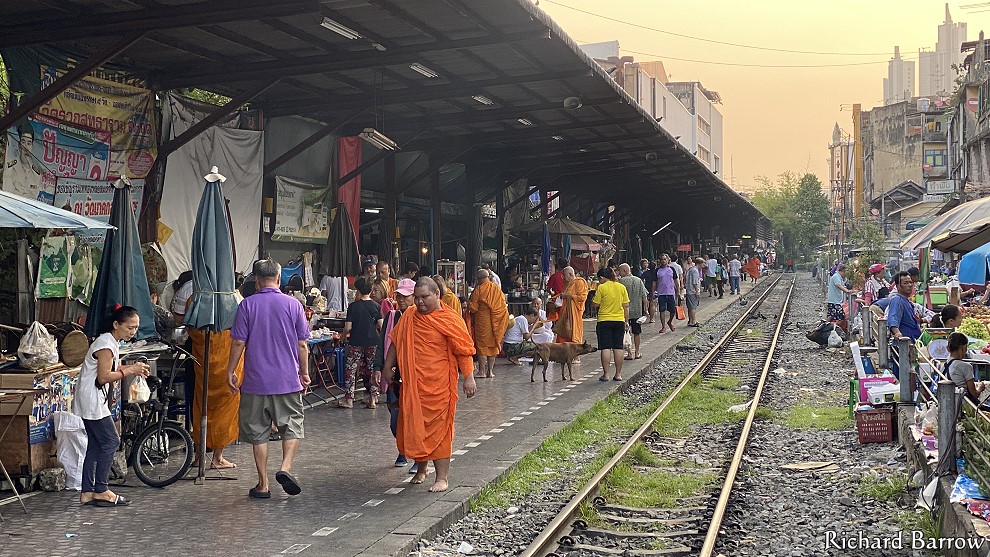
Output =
[{"x1": 958, "y1": 240, "x2": 990, "y2": 286}]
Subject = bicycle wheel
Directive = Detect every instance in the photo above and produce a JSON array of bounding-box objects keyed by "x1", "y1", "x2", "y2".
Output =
[{"x1": 132, "y1": 420, "x2": 193, "y2": 488}]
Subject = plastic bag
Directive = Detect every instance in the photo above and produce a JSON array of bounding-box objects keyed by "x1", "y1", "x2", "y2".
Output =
[
  {"x1": 17, "y1": 321, "x2": 59, "y2": 370},
  {"x1": 128, "y1": 375, "x2": 151, "y2": 404},
  {"x1": 827, "y1": 329, "x2": 843, "y2": 348},
  {"x1": 53, "y1": 411, "x2": 87, "y2": 491},
  {"x1": 852, "y1": 313, "x2": 863, "y2": 335},
  {"x1": 806, "y1": 321, "x2": 835, "y2": 346},
  {"x1": 622, "y1": 331, "x2": 632, "y2": 352}
]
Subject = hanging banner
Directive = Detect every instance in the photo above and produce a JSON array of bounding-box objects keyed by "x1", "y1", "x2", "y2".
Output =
[
  {"x1": 272, "y1": 176, "x2": 331, "y2": 244},
  {"x1": 3, "y1": 114, "x2": 110, "y2": 202},
  {"x1": 337, "y1": 137, "x2": 362, "y2": 244},
  {"x1": 37, "y1": 235, "x2": 72, "y2": 299},
  {"x1": 53, "y1": 177, "x2": 144, "y2": 247},
  {"x1": 37, "y1": 66, "x2": 158, "y2": 178}
]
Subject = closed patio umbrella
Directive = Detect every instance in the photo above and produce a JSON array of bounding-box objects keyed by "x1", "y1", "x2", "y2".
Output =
[
  {"x1": 184, "y1": 167, "x2": 239, "y2": 482},
  {"x1": 326, "y1": 202, "x2": 362, "y2": 306},
  {"x1": 84, "y1": 179, "x2": 156, "y2": 340}
]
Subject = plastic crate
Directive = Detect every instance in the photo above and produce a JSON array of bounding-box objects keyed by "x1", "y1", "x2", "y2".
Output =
[{"x1": 856, "y1": 408, "x2": 894, "y2": 444}]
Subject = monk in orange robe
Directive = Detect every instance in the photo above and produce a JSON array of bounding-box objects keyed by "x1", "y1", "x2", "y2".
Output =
[
  {"x1": 556, "y1": 266, "x2": 588, "y2": 343},
  {"x1": 744, "y1": 256, "x2": 761, "y2": 281},
  {"x1": 382, "y1": 277, "x2": 477, "y2": 492},
  {"x1": 468, "y1": 269, "x2": 509, "y2": 378},
  {"x1": 433, "y1": 274, "x2": 463, "y2": 318},
  {"x1": 375, "y1": 261, "x2": 399, "y2": 299},
  {"x1": 188, "y1": 327, "x2": 243, "y2": 469}
]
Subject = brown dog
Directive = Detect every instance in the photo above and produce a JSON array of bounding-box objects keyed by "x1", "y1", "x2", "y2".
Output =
[{"x1": 526, "y1": 341, "x2": 598, "y2": 382}]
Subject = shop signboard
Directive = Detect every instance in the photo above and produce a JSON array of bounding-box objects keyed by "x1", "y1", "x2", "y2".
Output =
[
  {"x1": 3, "y1": 114, "x2": 110, "y2": 202},
  {"x1": 926, "y1": 180, "x2": 955, "y2": 195},
  {"x1": 272, "y1": 175, "x2": 331, "y2": 244},
  {"x1": 922, "y1": 193, "x2": 948, "y2": 203},
  {"x1": 676, "y1": 244, "x2": 693, "y2": 252},
  {"x1": 38, "y1": 67, "x2": 158, "y2": 179},
  {"x1": 37, "y1": 235, "x2": 72, "y2": 299}
]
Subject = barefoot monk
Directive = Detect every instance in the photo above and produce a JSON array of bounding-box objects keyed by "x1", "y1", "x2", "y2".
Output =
[
  {"x1": 467, "y1": 269, "x2": 509, "y2": 378},
  {"x1": 382, "y1": 278, "x2": 477, "y2": 492}
]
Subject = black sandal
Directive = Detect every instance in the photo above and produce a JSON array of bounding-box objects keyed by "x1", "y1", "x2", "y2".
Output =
[
  {"x1": 93, "y1": 495, "x2": 130, "y2": 507},
  {"x1": 249, "y1": 486, "x2": 271, "y2": 499}
]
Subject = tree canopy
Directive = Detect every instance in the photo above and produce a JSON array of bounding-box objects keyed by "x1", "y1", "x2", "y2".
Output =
[{"x1": 751, "y1": 172, "x2": 830, "y2": 260}]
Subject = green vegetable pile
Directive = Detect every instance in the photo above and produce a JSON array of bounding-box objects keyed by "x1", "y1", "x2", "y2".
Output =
[{"x1": 960, "y1": 317, "x2": 990, "y2": 340}]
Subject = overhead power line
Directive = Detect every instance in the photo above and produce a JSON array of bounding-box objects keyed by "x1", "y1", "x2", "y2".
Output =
[
  {"x1": 543, "y1": 0, "x2": 910, "y2": 57},
  {"x1": 608, "y1": 46, "x2": 911, "y2": 68}
]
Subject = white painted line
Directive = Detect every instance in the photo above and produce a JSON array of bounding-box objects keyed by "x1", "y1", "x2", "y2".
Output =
[
  {"x1": 312, "y1": 527, "x2": 339, "y2": 537},
  {"x1": 545, "y1": 397, "x2": 557, "y2": 400},
  {"x1": 537, "y1": 401, "x2": 549, "y2": 406},
  {"x1": 337, "y1": 512, "x2": 363, "y2": 520},
  {"x1": 500, "y1": 422, "x2": 514, "y2": 427},
  {"x1": 520, "y1": 411, "x2": 533, "y2": 415},
  {"x1": 452, "y1": 449, "x2": 468, "y2": 455},
  {"x1": 510, "y1": 416, "x2": 524, "y2": 421},
  {"x1": 363, "y1": 499, "x2": 385, "y2": 507},
  {"x1": 490, "y1": 428, "x2": 504, "y2": 432},
  {"x1": 281, "y1": 544, "x2": 311, "y2": 554},
  {"x1": 402, "y1": 476, "x2": 413, "y2": 483},
  {"x1": 528, "y1": 406, "x2": 541, "y2": 410},
  {"x1": 384, "y1": 487, "x2": 404, "y2": 495},
  {"x1": 477, "y1": 435, "x2": 493, "y2": 440},
  {"x1": 465, "y1": 442, "x2": 481, "y2": 447}
]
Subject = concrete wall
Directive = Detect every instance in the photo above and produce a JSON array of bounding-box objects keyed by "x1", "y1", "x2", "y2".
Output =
[
  {"x1": 862, "y1": 101, "x2": 923, "y2": 203},
  {"x1": 621, "y1": 63, "x2": 693, "y2": 151}
]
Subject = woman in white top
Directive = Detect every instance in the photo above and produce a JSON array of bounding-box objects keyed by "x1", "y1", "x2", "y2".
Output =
[
  {"x1": 169, "y1": 271, "x2": 194, "y2": 324},
  {"x1": 75, "y1": 305, "x2": 149, "y2": 507},
  {"x1": 530, "y1": 298, "x2": 555, "y2": 344},
  {"x1": 503, "y1": 308, "x2": 539, "y2": 365}
]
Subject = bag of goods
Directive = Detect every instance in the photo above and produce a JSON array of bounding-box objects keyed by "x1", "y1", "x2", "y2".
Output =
[{"x1": 17, "y1": 321, "x2": 59, "y2": 370}]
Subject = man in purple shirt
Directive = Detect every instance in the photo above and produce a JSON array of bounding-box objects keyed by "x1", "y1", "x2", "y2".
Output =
[
  {"x1": 655, "y1": 253, "x2": 678, "y2": 333},
  {"x1": 226, "y1": 259, "x2": 310, "y2": 499}
]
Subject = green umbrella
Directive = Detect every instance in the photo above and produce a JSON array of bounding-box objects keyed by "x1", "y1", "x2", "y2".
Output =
[
  {"x1": 84, "y1": 179, "x2": 156, "y2": 340},
  {"x1": 184, "y1": 167, "x2": 239, "y2": 482}
]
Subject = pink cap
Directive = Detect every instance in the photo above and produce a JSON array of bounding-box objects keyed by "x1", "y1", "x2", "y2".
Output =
[{"x1": 396, "y1": 278, "x2": 416, "y2": 296}]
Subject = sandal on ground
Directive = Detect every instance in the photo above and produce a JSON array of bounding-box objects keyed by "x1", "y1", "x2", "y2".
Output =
[
  {"x1": 275, "y1": 471, "x2": 302, "y2": 496},
  {"x1": 623, "y1": 355, "x2": 634, "y2": 361},
  {"x1": 612, "y1": 376, "x2": 623, "y2": 381},
  {"x1": 93, "y1": 494, "x2": 130, "y2": 507},
  {"x1": 249, "y1": 486, "x2": 271, "y2": 499},
  {"x1": 598, "y1": 376, "x2": 609, "y2": 382},
  {"x1": 689, "y1": 323, "x2": 701, "y2": 328},
  {"x1": 635, "y1": 354, "x2": 643, "y2": 359}
]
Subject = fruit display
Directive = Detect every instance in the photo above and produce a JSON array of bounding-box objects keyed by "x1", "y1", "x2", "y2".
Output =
[{"x1": 960, "y1": 317, "x2": 990, "y2": 340}]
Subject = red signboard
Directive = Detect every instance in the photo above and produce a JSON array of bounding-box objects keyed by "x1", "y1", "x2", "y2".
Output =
[{"x1": 676, "y1": 244, "x2": 693, "y2": 252}]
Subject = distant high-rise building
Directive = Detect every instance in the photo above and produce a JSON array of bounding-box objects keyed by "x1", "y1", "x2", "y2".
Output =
[
  {"x1": 918, "y1": 4, "x2": 967, "y2": 96},
  {"x1": 883, "y1": 46, "x2": 915, "y2": 105}
]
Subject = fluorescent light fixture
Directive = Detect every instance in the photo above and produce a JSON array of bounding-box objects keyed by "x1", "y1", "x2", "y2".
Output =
[
  {"x1": 651, "y1": 221, "x2": 673, "y2": 237},
  {"x1": 409, "y1": 63, "x2": 439, "y2": 78},
  {"x1": 319, "y1": 17, "x2": 363, "y2": 40},
  {"x1": 360, "y1": 127, "x2": 398, "y2": 151},
  {"x1": 364, "y1": 208, "x2": 381, "y2": 214},
  {"x1": 472, "y1": 95, "x2": 495, "y2": 105},
  {"x1": 517, "y1": 118, "x2": 534, "y2": 126},
  {"x1": 551, "y1": 135, "x2": 564, "y2": 141}
]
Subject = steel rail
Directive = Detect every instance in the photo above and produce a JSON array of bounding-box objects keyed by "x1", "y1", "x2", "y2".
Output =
[
  {"x1": 518, "y1": 273, "x2": 788, "y2": 557},
  {"x1": 698, "y1": 277, "x2": 795, "y2": 556}
]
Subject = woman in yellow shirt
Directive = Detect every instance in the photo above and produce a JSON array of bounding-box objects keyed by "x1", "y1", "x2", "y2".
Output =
[{"x1": 592, "y1": 267, "x2": 630, "y2": 382}]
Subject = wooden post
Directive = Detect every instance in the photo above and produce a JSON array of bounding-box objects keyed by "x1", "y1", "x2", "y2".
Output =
[
  {"x1": 877, "y1": 318, "x2": 889, "y2": 369},
  {"x1": 861, "y1": 305, "x2": 872, "y2": 347},
  {"x1": 936, "y1": 379, "x2": 957, "y2": 475},
  {"x1": 897, "y1": 337, "x2": 912, "y2": 404}
]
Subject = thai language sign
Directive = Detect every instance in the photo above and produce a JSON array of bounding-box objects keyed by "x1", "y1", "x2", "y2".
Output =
[
  {"x1": 3, "y1": 114, "x2": 111, "y2": 202},
  {"x1": 272, "y1": 176, "x2": 330, "y2": 244},
  {"x1": 53, "y1": 178, "x2": 144, "y2": 246},
  {"x1": 38, "y1": 67, "x2": 158, "y2": 178}
]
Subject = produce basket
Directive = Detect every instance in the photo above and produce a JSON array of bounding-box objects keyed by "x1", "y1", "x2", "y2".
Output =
[{"x1": 856, "y1": 408, "x2": 894, "y2": 444}]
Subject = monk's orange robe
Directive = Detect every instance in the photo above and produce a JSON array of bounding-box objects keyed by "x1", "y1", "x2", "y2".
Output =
[
  {"x1": 390, "y1": 304, "x2": 476, "y2": 461},
  {"x1": 442, "y1": 291, "x2": 463, "y2": 320},
  {"x1": 376, "y1": 277, "x2": 399, "y2": 299},
  {"x1": 556, "y1": 278, "x2": 588, "y2": 343},
  {"x1": 467, "y1": 281, "x2": 509, "y2": 357},
  {"x1": 744, "y1": 257, "x2": 761, "y2": 280},
  {"x1": 189, "y1": 328, "x2": 243, "y2": 450}
]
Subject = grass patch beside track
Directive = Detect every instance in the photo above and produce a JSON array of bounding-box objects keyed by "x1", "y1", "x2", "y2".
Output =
[
  {"x1": 858, "y1": 472, "x2": 907, "y2": 502},
  {"x1": 653, "y1": 376, "x2": 747, "y2": 437},
  {"x1": 781, "y1": 403, "x2": 853, "y2": 430}
]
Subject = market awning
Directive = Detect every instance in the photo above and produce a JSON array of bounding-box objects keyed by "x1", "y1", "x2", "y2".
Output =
[
  {"x1": 0, "y1": 190, "x2": 116, "y2": 230},
  {"x1": 902, "y1": 196, "x2": 990, "y2": 250},
  {"x1": 930, "y1": 216, "x2": 990, "y2": 253},
  {"x1": 571, "y1": 235, "x2": 601, "y2": 252},
  {"x1": 0, "y1": 0, "x2": 768, "y2": 238}
]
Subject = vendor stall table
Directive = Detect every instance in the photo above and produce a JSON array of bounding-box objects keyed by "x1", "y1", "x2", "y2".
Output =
[
  {"x1": 0, "y1": 388, "x2": 44, "y2": 520},
  {"x1": 307, "y1": 336, "x2": 344, "y2": 403}
]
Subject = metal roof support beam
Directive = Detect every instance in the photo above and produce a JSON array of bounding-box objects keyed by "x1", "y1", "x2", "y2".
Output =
[
  {"x1": 430, "y1": 155, "x2": 442, "y2": 266},
  {"x1": 0, "y1": 32, "x2": 144, "y2": 131},
  {"x1": 397, "y1": 147, "x2": 472, "y2": 196},
  {"x1": 0, "y1": 0, "x2": 319, "y2": 47},
  {"x1": 264, "y1": 107, "x2": 367, "y2": 177},
  {"x1": 384, "y1": 154, "x2": 398, "y2": 270},
  {"x1": 473, "y1": 167, "x2": 541, "y2": 205},
  {"x1": 504, "y1": 185, "x2": 541, "y2": 212},
  {"x1": 336, "y1": 149, "x2": 390, "y2": 188},
  {"x1": 161, "y1": 29, "x2": 551, "y2": 89},
  {"x1": 267, "y1": 68, "x2": 590, "y2": 117},
  {"x1": 160, "y1": 79, "x2": 279, "y2": 157},
  {"x1": 411, "y1": 115, "x2": 644, "y2": 151}
]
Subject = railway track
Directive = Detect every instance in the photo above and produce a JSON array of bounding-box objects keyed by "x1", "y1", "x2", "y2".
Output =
[{"x1": 519, "y1": 274, "x2": 796, "y2": 557}]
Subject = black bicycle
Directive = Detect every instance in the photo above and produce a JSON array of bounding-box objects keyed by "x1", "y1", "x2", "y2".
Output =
[{"x1": 118, "y1": 345, "x2": 195, "y2": 487}]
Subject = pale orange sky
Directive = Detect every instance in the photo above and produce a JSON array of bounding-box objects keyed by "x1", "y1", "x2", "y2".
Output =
[{"x1": 538, "y1": 0, "x2": 990, "y2": 192}]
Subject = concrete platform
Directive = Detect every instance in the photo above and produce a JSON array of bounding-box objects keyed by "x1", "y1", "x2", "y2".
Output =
[{"x1": 0, "y1": 280, "x2": 762, "y2": 557}]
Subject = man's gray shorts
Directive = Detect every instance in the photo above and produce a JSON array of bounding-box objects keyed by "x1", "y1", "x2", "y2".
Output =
[{"x1": 239, "y1": 392, "x2": 305, "y2": 445}]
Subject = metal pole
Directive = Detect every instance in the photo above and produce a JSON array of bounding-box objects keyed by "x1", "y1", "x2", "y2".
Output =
[
  {"x1": 936, "y1": 379, "x2": 957, "y2": 475},
  {"x1": 196, "y1": 330, "x2": 210, "y2": 484},
  {"x1": 877, "y1": 319, "x2": 889, "y2": 369},
  {"x1": 897, "y1": 337, "x2": 912, "y2": 404},
  {"x1": 861, "y1": 305, "x2": 872, "y2": 347}
]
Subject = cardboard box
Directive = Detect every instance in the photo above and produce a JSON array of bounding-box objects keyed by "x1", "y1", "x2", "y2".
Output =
[
  {"x1": 0, "y1": 416, "x2": 57, "y2": 475},
  {"x1": 0, "y1": 373, "x2": 37, "y2": 389}
]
